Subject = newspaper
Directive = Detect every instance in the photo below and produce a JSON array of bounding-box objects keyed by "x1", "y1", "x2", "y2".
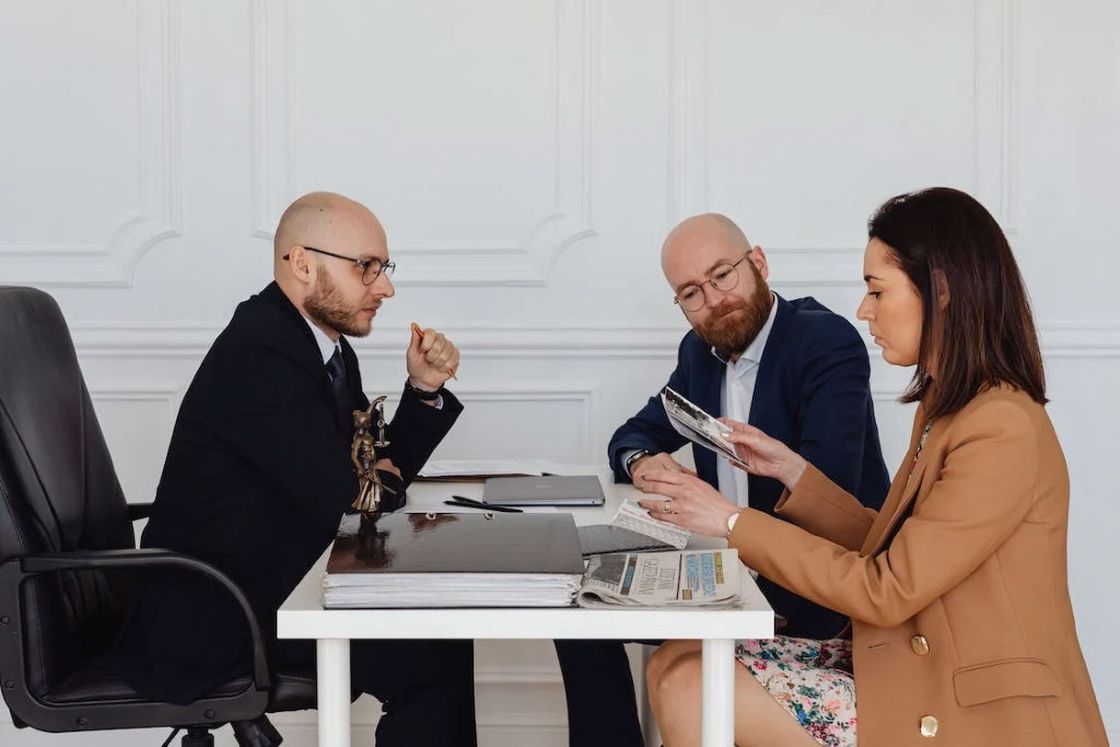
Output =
[
  {"x1": 661, "y1": 386, "x2": 747, "y2": 469},
  {"x1": 609, "y1": 499, "x2": 691, "y2": 550},
  {"x1": 576, "y1": 549, "x2": 742, "y2": 609}
]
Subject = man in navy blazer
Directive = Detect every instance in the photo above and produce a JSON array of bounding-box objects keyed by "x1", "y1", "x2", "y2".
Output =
[{"x1": 555, "y1": 214, "x2": 889, "y2": 746}]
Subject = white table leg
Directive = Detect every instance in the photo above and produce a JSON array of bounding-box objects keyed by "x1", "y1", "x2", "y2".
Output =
[
  {"x1": 701, "y1": 638, "x2": 736, "y2": 747},
  {"x1": 317, "y1": 638, "x2": 351, "y2": 747}
]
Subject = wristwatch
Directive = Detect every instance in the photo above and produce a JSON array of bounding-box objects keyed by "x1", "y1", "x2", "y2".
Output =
[
  {"x1": 404, "y1": 378, "x2": 443, "y2": 401},
  {"x1": 624, "y1": 449, "x2": 651, "y2": 477},
  {"x1": 726, "y1": 511, "x2": 740, "y2": 537}
]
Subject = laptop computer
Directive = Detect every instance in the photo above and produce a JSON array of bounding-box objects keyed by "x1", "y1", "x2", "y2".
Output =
[{"x1": 482, "y1": 475, "x2": 606, "y2": 507}]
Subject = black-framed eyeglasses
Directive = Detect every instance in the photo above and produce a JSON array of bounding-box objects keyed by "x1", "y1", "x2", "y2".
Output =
[
  {"x1": 283, "y1": 245, "x2": 396, "y2": 285},
  {"x1": 673, "y1": 253, "x2": 751, "y2": 312}
]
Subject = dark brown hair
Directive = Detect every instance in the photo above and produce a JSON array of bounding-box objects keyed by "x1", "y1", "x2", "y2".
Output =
[{"x1": 868, "y1": 187, "x2": 1046, "y2": 419}]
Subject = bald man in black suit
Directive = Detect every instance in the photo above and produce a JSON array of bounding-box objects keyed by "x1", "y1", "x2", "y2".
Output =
[{"x1": 116, "y1": 192, "x2": 476, "y2": 746}]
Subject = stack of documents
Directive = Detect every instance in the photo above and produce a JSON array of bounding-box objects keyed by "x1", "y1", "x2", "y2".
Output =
[{"x1": 322, "y1": 512, "x2": 585, "y2": 608}]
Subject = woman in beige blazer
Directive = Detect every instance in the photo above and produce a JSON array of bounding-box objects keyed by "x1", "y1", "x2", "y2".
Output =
[{"x1": 638, "y1": 187, "x2": 1107, "y2": 746}]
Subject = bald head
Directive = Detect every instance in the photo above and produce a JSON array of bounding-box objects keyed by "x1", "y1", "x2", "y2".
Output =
[
  {"x1": 272, "y1": 192, "x2": 395, "y2": 338},
  {"x1": 274, "y1": 191, "x2": 386, "y2": 265},
  {"x1": 660, "y1": 213, "x2": 772, "y2": 360},
  {"x1": 661, "y1": 213, "x2": 751, "y2": 272}
]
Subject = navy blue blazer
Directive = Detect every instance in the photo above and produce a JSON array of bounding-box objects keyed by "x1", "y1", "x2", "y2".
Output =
[{"x1": 608, "y1": 295, "x2": 889, "y2": 638}]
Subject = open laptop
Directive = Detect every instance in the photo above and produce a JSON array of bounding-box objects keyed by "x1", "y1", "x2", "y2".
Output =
[{"x1": 482, "y1": 475, "x2": 606, "y2": 507}]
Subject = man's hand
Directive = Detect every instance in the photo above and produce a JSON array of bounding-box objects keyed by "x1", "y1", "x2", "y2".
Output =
[
  {"x1": 374, "y1": 458, "x2": 400, "y2": 478},
  {"x1": 630, "y1": 451, "x2": 696, "y2": 486},
  {"x1": 407, "y1": 324, "x2": 460, "y2": 391},
  {"x1": 374, "y1": 459, "x2": 405, "y2": 512}
]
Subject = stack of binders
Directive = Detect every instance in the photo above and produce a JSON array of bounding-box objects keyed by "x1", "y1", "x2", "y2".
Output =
[{"x1": 322, "y1": 511, "x2": 586, "y2": 608}]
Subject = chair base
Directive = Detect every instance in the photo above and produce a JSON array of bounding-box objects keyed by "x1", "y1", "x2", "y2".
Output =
[
  {"x1": 161, "y1": 716, "x2": 282, "y2": 747},
  {"x1": 182, "y1": 727, "x2": 215, "y2": 747},
  {"x1": 231, "y1": 715, "x2": 283, "y2": 747}
]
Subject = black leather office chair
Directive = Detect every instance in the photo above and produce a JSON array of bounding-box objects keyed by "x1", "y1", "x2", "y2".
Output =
[{"x1": 0, "y1": 286, "x2": 337, "y2": 747}]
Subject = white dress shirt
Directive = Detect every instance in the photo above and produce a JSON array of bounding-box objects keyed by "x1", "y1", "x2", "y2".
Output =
[
  {"x1": 304, "y1": 316, "x2": 341, "y2": 364},
  {"x1": 715, "y1": 294, "x2": 778, "y2": 508}
]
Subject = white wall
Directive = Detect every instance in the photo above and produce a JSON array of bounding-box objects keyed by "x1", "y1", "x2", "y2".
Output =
[{"x1": 2, "y1": 1, "x2": 1118, "y2": 744}]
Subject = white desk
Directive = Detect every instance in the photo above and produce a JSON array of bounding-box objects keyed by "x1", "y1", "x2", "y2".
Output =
[{"x1": 277, "y1": 466, "x2": 774, "y2": 746}]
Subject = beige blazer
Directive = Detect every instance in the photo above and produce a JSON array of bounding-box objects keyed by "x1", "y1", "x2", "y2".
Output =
[{"x1": 730, "y1": 386, "x2": 1107, "y2": 746}]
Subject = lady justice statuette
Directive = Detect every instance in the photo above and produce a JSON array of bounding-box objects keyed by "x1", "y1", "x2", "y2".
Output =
[{"x1": 350, "y1": 395, "x2": 395, "y2": 519}]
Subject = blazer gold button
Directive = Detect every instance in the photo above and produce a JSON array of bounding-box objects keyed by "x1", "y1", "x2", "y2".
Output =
[
  {"x1": 911, "y1": 634, "x2": 930, "y2": 655},
  {"x1": 920, "y1": 715, "x2": 939, "y2": 737}
]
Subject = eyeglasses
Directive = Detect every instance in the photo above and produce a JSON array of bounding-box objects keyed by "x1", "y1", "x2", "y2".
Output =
[
  {"x1": 673, "y1": 253, "x2": 751, "y2": 312},
  {"x1": 283, "y1": 246, "x2": 396, "y2": 285}
]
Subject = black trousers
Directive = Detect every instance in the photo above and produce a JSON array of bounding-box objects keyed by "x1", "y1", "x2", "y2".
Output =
[
  {"x1": 554, "y1": 640, "x2": 646, "y2": 747},
  {"x1": 274, "y1": 638, "x2": 477, "y2": 747}
]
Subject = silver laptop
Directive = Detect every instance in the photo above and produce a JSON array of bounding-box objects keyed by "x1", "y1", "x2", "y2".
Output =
[{"x1": 482, "y1": 475, "x2": 605, "y2": 507}]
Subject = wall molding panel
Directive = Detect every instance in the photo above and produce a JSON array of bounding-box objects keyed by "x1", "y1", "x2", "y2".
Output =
[
  {"x1": 973, "y1": 0, "x2": 1020, "y2": 234},
  {"x1": 250, "y1": 0, "x2": 599, "y2": 286},
  {"x1": 0, "y1": 0, "x2": 183, "y2": 287},
  {"x1": 667, "y1": 0, "x2": 1020, "y2": 286}
]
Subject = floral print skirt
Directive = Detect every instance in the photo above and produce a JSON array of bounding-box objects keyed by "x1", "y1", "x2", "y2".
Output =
[{"x1": 735, "y1": 635, "x2": 857, "y2": 747}]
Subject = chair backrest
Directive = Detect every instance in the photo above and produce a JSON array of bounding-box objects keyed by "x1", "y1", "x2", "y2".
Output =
[{"x1": 0, "y1": 286, "x2": 135, "y2": 697}]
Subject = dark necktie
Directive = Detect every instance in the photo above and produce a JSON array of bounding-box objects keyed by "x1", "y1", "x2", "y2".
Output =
[{"x1": 325, "y1": 347, "x2": 350, "y2": 431}]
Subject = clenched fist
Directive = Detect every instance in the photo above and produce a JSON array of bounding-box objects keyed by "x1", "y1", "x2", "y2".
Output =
[{"x1": 407, "y1": 322, "x2": 460, "y2": 391}]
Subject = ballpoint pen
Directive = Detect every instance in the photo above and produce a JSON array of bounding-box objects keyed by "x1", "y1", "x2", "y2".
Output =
[
  {"x1": 443, "y1": 495, "x2": 523, "y2": 513},
  {"x1": 411, "y1": 321, "x2": 458, "y2": 381}
]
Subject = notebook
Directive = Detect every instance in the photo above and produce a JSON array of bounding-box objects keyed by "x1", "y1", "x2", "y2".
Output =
[{"x1": 482, "y1": 475, "x2": 606, "y2": 507}]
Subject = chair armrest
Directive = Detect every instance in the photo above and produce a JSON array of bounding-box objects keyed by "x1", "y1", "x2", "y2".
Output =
[
  {"x1": 0, "y1": 549, "x2": 270, "y2": 691},
  {"x1": 126, "y1": 503, "x2": 154, "y2": 522}
]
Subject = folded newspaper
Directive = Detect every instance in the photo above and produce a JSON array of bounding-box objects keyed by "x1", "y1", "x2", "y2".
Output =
[
  {"x1": 576, "y1": 548, "x2": 742, "y2": 609},
  {"x1": 661, "y1": 386, "x2": 747, "y2": 469}
]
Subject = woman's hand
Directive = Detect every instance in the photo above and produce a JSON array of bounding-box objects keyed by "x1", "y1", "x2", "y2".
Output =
[
  {"x1": 719, "y1": 418, "x2": 807, "y2": 491},
  {"x1": 636, "y1": 470, "x2": 740, "y2": 538}
]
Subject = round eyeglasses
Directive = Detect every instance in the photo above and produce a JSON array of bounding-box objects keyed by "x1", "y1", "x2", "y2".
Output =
[
  {"x1": 673, "y1": 254, "x2": 750, "y2": 312},
  {"x1": 283, "y1": 246, "x2": 396, "y2": 285}
]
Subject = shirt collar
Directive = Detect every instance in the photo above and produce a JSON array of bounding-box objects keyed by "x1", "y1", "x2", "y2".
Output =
[
  {"x1": 303, "y1": 316, "x2": 341, "y2": 364},
  {"x1": 710, "y1": 292, "x2": 779, "y2": 366}
]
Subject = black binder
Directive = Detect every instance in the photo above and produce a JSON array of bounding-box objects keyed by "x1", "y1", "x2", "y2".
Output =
[{"x1": 323, "y1": 512, "x2": 586, "y2": 608}]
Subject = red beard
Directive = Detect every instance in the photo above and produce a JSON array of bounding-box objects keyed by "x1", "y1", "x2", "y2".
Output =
[{"x1": 695, "y1": 272, "x2": 773, "y2": 360}]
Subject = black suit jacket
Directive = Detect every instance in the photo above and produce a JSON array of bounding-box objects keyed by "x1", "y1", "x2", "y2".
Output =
[
  {"x1": 118, "y1": 282, "x2": 462, "y2": 702},
  {"x1": 608, "y1": 295, "x2": 889, "y2": 639}
]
